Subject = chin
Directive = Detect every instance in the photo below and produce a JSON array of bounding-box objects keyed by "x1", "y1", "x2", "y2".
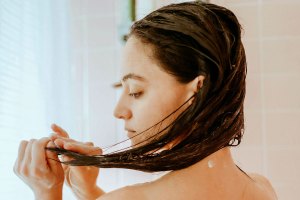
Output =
[{"x1": 130, "y1": 139, "x2": 146, "y2": 148}]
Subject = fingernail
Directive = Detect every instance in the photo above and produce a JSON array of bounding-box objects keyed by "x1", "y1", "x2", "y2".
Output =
[{"x1": 53, "y1": 140, "x2": 61, "y2": 148}]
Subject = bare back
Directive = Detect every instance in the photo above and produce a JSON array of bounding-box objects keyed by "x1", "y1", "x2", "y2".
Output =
[
  {"x1": 99, "y1": 173, "x2": 277, "y2": 200},
  {"x1": 99, "y1": 149, "x2": 277, "y2": 200}
]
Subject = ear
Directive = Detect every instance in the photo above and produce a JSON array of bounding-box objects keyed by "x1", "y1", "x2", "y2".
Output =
[
  {"x1": 187, "y1": 75, "x2": 205, "y2": 106},
  {"x1": 191, "y1": 75, "x2": 205, "y2": 93}
]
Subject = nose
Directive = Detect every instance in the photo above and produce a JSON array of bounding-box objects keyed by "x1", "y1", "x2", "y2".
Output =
[{"x1": 113, "y1": 96, "x2": 132, "y2": 120}]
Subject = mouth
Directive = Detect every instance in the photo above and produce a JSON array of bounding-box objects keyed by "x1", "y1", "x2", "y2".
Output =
[{"x1": 125, "y1": 128, "x2": 136, "y2": 137}]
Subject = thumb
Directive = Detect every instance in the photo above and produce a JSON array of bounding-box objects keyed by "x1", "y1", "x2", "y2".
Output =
[
  {"x1": 46, "y1": 140, "x2": 64, "y2": 174},
  {"x1": 51, "y1": 123, "x2": 69, "y2": 138}
]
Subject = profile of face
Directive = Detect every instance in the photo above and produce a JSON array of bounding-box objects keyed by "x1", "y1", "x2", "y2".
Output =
[{"x1": 114, "y1": 36, "x2": 203, "y2": 148}]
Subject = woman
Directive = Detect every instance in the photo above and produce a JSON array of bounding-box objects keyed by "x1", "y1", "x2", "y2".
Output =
[{"x1": 14, "y1": 1, "x2": 277, "y2": 199}]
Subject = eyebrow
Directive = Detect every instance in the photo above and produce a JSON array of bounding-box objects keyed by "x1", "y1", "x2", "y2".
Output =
[
  {"x1": 113, "y1": 73, "x2": 146, "y2": 88},
  {"x1": 122, "y1": 73, "x2": 146, "y2": 82}
]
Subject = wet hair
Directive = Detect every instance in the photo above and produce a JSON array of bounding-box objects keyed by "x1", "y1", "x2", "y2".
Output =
[{"x1": 47, "y1": 1, "x2": 247, "y2": 172}]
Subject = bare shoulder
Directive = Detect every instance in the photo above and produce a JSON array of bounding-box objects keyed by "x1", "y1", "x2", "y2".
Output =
[
  {"x1": 97, "y1": 184, "x2": 148, "y2": 200},
  {"x1": 248, "y1": 173, "x2": 278, "y2": 200}
]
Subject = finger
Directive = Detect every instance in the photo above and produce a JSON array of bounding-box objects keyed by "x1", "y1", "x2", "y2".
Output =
[
  {"x1": 51, "y1": 137, "x2": 102, "y2": 155},
  {"x1": 51, "y1": 136, "x2": 94, "y2": 147},
  {"x1": 45, "y1": 140, "x2": 63, "y2": 172},
  {"x1": 49, "y1": 134, "x2": 61, "y2": 142},
  {"x1": 23, "y1": 139, "x2": 36, "y2": 164},
  {"x1": 85, "y1": 141, "x2": 94, "y2": 146},
  {"x1": 51, "y1": 136, "x2": 88, "y2": 149},
  {"x1": 54, "y1": 138, "x2": 102, "y2": 155},
  {"x1": 49, "y1": 137, "x2": 72, "y2": 165},
  {"x1": 13, "y1": 140, "x2": 28, "y2": 174},
  {"x1": 51, "y1": 124, "x2": 69, "y2": 138},
  {"x1": 64, "y1": 142, "x2": 102, "y2": 155},
  {"x1": 51, "y1": 137, "x2": 77, "y2": 148},
  {"x1": 31, "y1": 137, "x2": 51, "y2": 170}
]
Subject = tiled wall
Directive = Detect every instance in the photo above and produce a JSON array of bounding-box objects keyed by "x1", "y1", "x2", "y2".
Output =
[
  {"x1": 209, "y1": 1, "x2": 300, "y2": 199},
  {"x1": 69, "y1": 0, "x2": 300, "y2": 199}
]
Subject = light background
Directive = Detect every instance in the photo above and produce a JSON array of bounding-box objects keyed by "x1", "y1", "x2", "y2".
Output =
[{"x1": 0, "y1": 0, "x2": 299, "y2": 199}]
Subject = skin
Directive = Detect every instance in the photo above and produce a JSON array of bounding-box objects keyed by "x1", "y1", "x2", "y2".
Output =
[
  {"x1": 100, "y1": 148, "x2": 278, "y2": 200},
  {"x1": 14, "y1": 36, "x2": 277, "y2": 200}
]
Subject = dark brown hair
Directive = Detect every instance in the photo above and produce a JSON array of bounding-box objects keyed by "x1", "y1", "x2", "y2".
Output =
[{"x1": 48, "y1": 1, "x2": 247, "y2": 172}]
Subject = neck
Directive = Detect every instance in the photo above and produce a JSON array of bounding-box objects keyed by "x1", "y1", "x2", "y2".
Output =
[
  {"x1": 169, "y1": 147, "x2": 238, "y2": 176},
  {"x1": 191, "y1": 147, "x2": 237, "y2": 173},
  {"x1": 157, "y1": 147, "x2": 250, "y2": 198}
]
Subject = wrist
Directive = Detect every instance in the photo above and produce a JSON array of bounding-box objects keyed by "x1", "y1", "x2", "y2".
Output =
[{"x1": 34, "y1": 185, "x2": 63, "y2": 200}]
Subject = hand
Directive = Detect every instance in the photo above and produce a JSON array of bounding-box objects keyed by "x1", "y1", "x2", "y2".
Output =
[
  {"x1": 50, "y1": 124, "x2": 104, "y2": 200},
  {"x1": 14, "y1": 137, "x2": 64, "y2": 200}
]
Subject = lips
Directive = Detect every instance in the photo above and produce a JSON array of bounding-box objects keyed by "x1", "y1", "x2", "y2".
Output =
[
  {"x1": 125, "y1": 128, "x2": 136, "y2": 137},
  {"x1": 125, "y1": 127, "x2": 135, "y2": 132}
]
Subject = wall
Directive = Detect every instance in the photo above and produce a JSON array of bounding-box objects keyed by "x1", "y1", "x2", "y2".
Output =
[{"x1": 209, "y1": 1, "x2": 300, "y2": 199}]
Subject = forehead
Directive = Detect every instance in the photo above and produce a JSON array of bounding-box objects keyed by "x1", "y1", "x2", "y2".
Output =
[
  {"x1": 121, "y1": 37, "x2": 156, "y2": 76},
  {"x1": 120, "y1": 36, "x2": 180, "y2": 86}
]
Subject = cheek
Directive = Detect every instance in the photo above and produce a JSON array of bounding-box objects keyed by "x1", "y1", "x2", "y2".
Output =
[
  {"x1": 130, "y1": 90, "x2": 189, "y2": 146},
  {"x1": 132, "y1": 94, "x2": 179, "y2": 133},
  {"x1": 133, "y1": 100, "x2": 163, "y2": 131}
]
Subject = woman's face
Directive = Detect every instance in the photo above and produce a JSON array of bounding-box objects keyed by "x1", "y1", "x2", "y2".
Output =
[{"x1": 114, "y1": 36, "x2": 197, "y2": 147}]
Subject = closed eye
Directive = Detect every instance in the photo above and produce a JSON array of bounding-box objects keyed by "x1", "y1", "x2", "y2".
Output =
[{"x1": 129, "y1": 92, "x2": 143, "y2": 98}]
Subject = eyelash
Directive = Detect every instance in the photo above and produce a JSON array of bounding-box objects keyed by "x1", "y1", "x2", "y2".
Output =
[{"x1": 129, "y1": 92, "x2": 142, "y2": 98}]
